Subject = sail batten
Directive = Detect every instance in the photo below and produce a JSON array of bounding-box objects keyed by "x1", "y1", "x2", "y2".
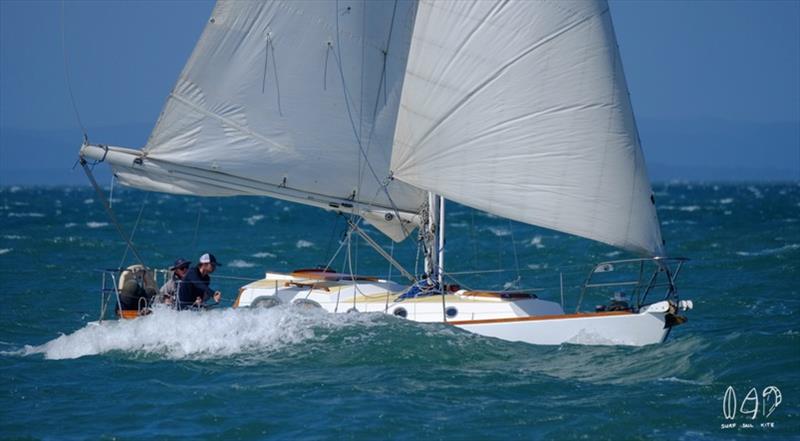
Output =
[{"x1": 391, "y1": 0, "x2": 664, "y2": 256}]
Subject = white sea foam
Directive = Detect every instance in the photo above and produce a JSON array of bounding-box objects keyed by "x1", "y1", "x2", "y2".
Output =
[
  {"x1": 747, "y1": 185, "x2": 764, "y2": 199},
  {"x1": 718, "y1": 198, "x2": 734, "y2": 205},
  {"x1": 526, "y1": 263, "x2": 549, "y2": 270},
  {"x1": 605, "y1": 251, "x2": 621, "y2": 257},
  {"x1": 22, "y1": 307, "x2": 380, "y2": 360},
  {"x1": 83, "y1": 198, "x2": 94, "y2": 204},
  {"x1": 252, "y1": 252, "x2": 277, "y2": 258},
  {"x1": 296, "y1": 240, "x2": 314, "y2": 249},
  {"x1": 565, "y1": 329, "x2": 625, "y2": 346},
  {"x1": 86, "y1": 222, "x2": 109, "y2": 229},
  {"x1": 678, "y1": 205, "x2": 700, "y2": 212},
  {"x1": 8, "y1": 212, "x2": 44, "y2": 218},
  {"x1": 2, "y1": 235, "x2": 25, "y2": 240},
  {"x1": 736, "y1": 243, "x2": 799, "y2": 257},
  {"x1": 64, "y1": 222, "x2": 77, "y2": 228},
  {"x1": 0, "y1": 248, "x2": 11, "y2": 255},
  {"x1": 228, "y1": 259, "x2": 256, "y2": 268},
  {"x1": 244, "y1": 214, "x2": 264, "y2": 226},
  {"x1": 486, "y1": 227, "x2": 510, "y2": 237},
  {"x1": 527, "y1": 235, "x2": 545, "y2": 249}
]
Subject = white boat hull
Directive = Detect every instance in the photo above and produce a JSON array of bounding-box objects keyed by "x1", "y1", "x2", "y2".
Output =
[{"x1": 234, "y1": 271, "x2": 687, "y2": 347}]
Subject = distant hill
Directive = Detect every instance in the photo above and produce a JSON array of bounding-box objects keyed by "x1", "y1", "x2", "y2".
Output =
[
  {"x1": 1, "y1": 118, "x2": 797, "y2": 185},
  {"x1": 639, "y1": 118, "x2": 799, "y2": 181}
]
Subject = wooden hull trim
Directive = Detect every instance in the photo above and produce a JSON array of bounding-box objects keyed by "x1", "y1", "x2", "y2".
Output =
[{"x1": 447, "y1": 310, "x2": 632, "y2": 326}]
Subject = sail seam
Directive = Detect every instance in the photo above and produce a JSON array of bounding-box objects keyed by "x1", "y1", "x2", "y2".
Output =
[{"x1": 167, "y1": 92, "x2": 291, "y2": 154}]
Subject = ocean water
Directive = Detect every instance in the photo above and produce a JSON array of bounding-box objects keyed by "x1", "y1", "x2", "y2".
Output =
[{"x1": 1, "y1": 183, "x2": 798, "y2": 440}]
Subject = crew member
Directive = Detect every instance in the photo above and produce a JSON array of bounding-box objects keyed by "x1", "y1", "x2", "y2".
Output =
[
  {"x1": 157, "y1": 258, "x2": 191, "y2": 305},
  {"x1": 177, "y1": 253, "x2": 222, "y2": 309}
]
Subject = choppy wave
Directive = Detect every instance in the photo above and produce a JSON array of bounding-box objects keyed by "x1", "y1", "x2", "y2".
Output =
[
  {"x1": 8, "y1": 212, "x2": 44, "y2": 218},
  {"x1": 527, "y1": 235, "x2": 545, "y2": 248},
  {"x1": 735, "y1": 243, "x2": 799, "y2": 257},
  {"x1": 228, "y1": 259, "x2": 256, "y2": 268},
  {"x1": 295, "y1": 240, "x2": 314, "y2": 249},
  {"x1": 485, "y1": 226, "x2": 511, "y2": 237},
  {"x1": 244, "y1": 214, "x2": 264, "y2": 226},
  {"x1": 0, "y1": 248, "x2": 11, "y2": 255},
  {"x1": 252, "y1": 251, "x2": 276, "y2": 258},
  {"x1": 86, "y1": 221, "x2": 109, "y2": 228}
]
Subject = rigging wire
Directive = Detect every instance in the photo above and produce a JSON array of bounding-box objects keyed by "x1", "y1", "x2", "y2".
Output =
[
  {"x1": 118, "y1": 193, "x2": 149, "y2": 269},
  {"x1": 60, "y1": 0, "x2": 88, "y2": 141},
  {"x1": 190, "y1": 203, "x2": 203, "y2": 256},
  {"x1": 331, "y1": 0, "x2": 409, "y2": 237}
]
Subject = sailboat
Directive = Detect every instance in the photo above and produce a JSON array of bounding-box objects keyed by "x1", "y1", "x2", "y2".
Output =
[{"x1": 79, "y1": 0, "x2": 693, "y2": 346}]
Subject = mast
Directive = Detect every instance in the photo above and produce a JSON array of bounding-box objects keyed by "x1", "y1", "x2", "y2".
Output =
[
  {"x1": 423, "y1": 192, "x2": 438, "y2": 280},
  {"x1": 421, "y1": 192, "x2": 445, "y2": 286},
  {"x1": 437, "y1": 195, "x2": 445, "y2": 288}
]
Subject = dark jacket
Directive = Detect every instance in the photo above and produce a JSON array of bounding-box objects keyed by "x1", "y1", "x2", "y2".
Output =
[{"x1": 177, "y1": 266, "x2": 215, "y2": 309}]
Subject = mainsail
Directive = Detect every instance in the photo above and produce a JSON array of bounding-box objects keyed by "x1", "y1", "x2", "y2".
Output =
[
  {"x1": 390, "y1": 0, "x2": 665, "y2": 256},
  {"x1": 82, "y1": 0, "x2": 425, "y2": 241}
]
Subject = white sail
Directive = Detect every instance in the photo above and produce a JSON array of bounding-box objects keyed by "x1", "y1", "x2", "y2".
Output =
[
  {"x1": 390, "y1": 0, "x2": 664, "y2": 256},
  {"x1": 86, "y1": 0, "x2": 425, "y2": 240}
]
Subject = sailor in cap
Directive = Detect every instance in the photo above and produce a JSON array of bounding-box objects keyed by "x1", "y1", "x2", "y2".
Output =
[{"x1": 177, "y1": 253, "x2": 223, "y2": 309}]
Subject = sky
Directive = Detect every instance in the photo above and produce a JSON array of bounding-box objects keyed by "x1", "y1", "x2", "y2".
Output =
[{"x1": 0, "y1": 0, "x2": 798, "y2": 184}]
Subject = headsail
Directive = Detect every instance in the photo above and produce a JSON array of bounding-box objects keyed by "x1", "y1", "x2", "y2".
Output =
[
  {"x1": 84, "y1": 0, "x2": 424, "y2": 241},
  {"x1": 390, "y1": 0, "x2": 664, "y2": 256}
]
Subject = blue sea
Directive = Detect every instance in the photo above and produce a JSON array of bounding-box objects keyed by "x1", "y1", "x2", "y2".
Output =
[{"x1": 1, "y1": 183, "x2": 798, "y2": 440}]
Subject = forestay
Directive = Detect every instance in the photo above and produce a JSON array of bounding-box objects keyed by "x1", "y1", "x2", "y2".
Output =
[
  {"x1": 390, "y1": 0, "x2": 665, "y2": 256},
  {"x1": 83, "y1": 0, "x2": 425, "y2": 241}
]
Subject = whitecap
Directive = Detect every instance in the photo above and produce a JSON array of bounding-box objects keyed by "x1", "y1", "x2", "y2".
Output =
[
  {"x1": 736, "y1": 243, "x2": 799, "y2": 257},
  {"x1": 605, "y1": 251, "x2": 621, "y2": 257},
  {"x1": 2, "y1": 235, "x2": 25, "y2": 240},
  {"x1": 252, "y1": 252, "x2": 276, "y2": 258},
  {"x1": 0, "y1": 248, "x2": 11, "y2": 255},
  {"x1": 486, "y1": 226, "x2": 510, "y2": 237},
  {"x1": 527, "y1": 235, "x2": 545, "y2": 249},
  {"x1": 718, "y1": 198, "x2": 734, "y2": 204},
  {"x1": 83, "y1": 198, "x2": 94, "y2": 204},
  {"x1": 228, "y1": 259, "x2": 256, "y2": 268},
  {"x1": 64, "y1": 223, "x2": 77, "y2": 228},
  {"x1": 747, "y1": 185, "x2": 764, "y2": 199},
  {"x1": 526, "y1": 263, "x2": 548, "y2": 270},
  {"x1": 86, "y1": 222, "x2": 109, "y2": 228},
  {"x1": 296, "y1": 240, "x2": 314, "y2": 249},
  {"x1": 656, "y1": 376, "x2": 709, "y2": 386},
  {"x1": 8, "y1": 212, "x2": 44, "y2": 218},
  {"x1": 244, "y1": 214, "x2": 264, "y2": 226},
  {"x1": 678, "y1": 205, "x2": 700, "y2": 212}
]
